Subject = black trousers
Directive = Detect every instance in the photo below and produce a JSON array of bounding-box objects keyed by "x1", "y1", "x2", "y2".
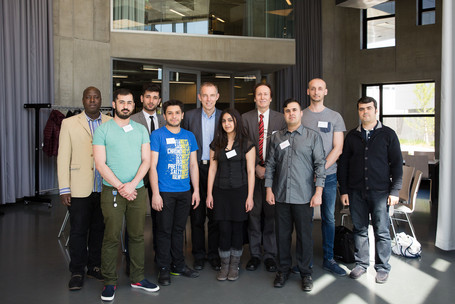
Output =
[
  {"x1": 68, "y1": 192, "x2": 104, "y2": 274},
  {"x1": 155, "y1": 191, "x2": 191, "y2": 269},
  {"x1": 275, "y1": 202, "x2": 313, "y2": 276},
  {"x1": 190, "y1": 163, "x2": 219, "y2": 260}
]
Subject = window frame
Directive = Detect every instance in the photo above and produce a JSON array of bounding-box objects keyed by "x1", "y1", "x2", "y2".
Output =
[
  {"x1": 417, "y1": 0, "x2": 436, "y2": 26},
  {"x1": 362, "y1": 1, "x2": 396, "y2": 49}
]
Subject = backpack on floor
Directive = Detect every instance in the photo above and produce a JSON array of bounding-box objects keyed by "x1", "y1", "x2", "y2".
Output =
[
  {"x1": 334, "y1": 225, "x2": 355, "y2": 264},
  {"x1": 392, "y1": 232, "x2": 422, "y2": 258}
]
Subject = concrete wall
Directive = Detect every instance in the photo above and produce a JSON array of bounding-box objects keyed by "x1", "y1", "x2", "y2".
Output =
[
  {"x1": 53, "y1": 0, "x2": 295, "y2": 107},
  {"x1": 321, "y1": 0, "x2": 442, "y2": 154}
]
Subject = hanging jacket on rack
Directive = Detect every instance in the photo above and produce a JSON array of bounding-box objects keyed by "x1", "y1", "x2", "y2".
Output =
[{"x1": 43, "y1": 110, "x2": 65, "y2": 157}]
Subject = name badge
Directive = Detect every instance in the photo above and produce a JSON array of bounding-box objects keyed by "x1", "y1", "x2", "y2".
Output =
[
  {"x1": 280, "y1": 140, "x2": 290, "y2": 150},
  {"x1": 166, "y1": 138, "x2": 176, "y2": 145},
  {"x1": 318, "y1": 121, "x2": 328, "y2": 128},
  {"x1": 226, "y1": 149, "x2": 237, "y2": 159},
  {"x1": 123, "y1": 124, "x2": 133, "y2": 132}
]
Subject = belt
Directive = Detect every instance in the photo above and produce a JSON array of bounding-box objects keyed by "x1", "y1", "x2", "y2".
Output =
[{"x1": 200, "y1": 160, "x2": 210, "y2": 165}]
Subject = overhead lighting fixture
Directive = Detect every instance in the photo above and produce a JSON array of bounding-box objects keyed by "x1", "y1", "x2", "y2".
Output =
[
  {"x1": 286, "y1": 0, "x2": 292, "y2": 5},
  {"x1": 234, "y1": 75, "x2": 256, "y2": 80},
  {"x1": 112, "y1": 75, "x2": 128, "y2": 79},
  {"x1": 169, "y1": 81, "x2": 195, "y2": 85},
  {"x1": 216, "y1": 17, "x2": 225, "y2": 23},
  {"x1": 143, "y1": 65, "x2": 161, "y2": 71},
  {"x1": 234, "y1": 86, "x2": 242, "y2": 89},
  {"x1": 215, "y1": 74, "x2": 231, "y2": 79},
  {"x1": 170, "y1": 9, "x2": 185, "y2": 17}
]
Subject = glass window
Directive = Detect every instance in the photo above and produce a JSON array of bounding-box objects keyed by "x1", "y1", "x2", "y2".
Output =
[
  {"x1": 418, "y1": 0, "x2": 436, "y2": 25},
  {"x1": 363, "y1": 1, "x2": 395, "y2": 49},
  {"x1": 364, "y1": 82, "x2": 435, "y2": 152},
  {"x1": 112, "y1": 0, "x2": 294, "y2": 39}
]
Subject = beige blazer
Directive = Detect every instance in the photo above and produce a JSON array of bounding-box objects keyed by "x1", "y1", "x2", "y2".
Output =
[{"x1": 57, "y1": 112, "x2": 112, "y2": 198}]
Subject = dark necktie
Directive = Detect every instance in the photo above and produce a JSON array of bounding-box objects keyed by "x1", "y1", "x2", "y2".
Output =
[
  {"x1": 149, "y1": 115, "x2": 155, "y2": 133},
  {"x1": 258, "y1": 114, "x2": 264, "y2": 165}
]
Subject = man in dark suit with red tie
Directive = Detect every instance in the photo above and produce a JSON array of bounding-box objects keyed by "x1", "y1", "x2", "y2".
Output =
[{"x1": 242, "y1": 83, "x2": 286, "y2": 272}]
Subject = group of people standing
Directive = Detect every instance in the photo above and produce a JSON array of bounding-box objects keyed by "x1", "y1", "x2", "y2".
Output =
[{"x1": 57, "y1": 77, "x2": 402, "y2": 301}]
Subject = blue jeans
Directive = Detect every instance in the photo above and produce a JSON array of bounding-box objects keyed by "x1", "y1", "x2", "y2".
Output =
[
  {"x1": 349, "y1": 189, "x2": 391, "y2": 272},
  {"x1": 321, "y1": 173, "x2": 337, "y2": 261}
]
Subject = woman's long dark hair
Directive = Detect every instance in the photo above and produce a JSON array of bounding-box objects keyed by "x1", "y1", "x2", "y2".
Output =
[{"x1": 212, "y1": 108, "x2": 248, "y2": 160}]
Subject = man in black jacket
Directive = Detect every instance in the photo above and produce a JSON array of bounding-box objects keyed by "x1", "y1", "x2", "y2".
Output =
[{"x1": 338, "y1": 96, "x2": 402, "y2": 284}]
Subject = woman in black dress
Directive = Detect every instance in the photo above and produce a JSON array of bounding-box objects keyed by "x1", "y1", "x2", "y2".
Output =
[{"x1": 206, "y1": 108, "x2": 255, "y2": 281}]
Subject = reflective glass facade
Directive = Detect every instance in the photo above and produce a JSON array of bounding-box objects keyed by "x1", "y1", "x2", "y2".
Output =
[{"x1": 112, "y1": 0, "x2": 294, "y2": 38}]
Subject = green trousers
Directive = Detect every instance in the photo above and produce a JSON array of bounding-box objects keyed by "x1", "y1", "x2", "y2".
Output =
[{"x1": 100, "y1": 185, "x2": 147, "y2": 285}]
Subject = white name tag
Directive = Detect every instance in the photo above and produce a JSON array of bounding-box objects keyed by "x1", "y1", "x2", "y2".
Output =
[
  {"x1": 166, "y1": 138, "x2": 176, "y2": 145},
  {"x1": 123, "y1": 124, "x2": 133, "y2": 132},
  {"x1": 226, "y1": 149, "x2": 237, "y2": 159},
  {"x1": 318, "y1": 121, "x2": 328, "y2": 128},
  {"x1": 280, "y1": 140, "x2": 290, "y2": 150}
]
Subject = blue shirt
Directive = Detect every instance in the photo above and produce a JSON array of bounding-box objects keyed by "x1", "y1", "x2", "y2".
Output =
[
  {"x1": 86, "y1": 113, "x2": 103, "y2": 193},
  {"x1": 150, "y1": 126, "x2": 198, "y2": 192},
  {"x1": 201, "y1": 110, "x2": 216, "y2": 161}
]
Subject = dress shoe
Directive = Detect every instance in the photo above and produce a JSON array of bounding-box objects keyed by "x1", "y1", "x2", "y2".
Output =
[
  {"x1": 264, "y1": 258, "x2": 277, "y2": 272},
  {"x1": 301, "y1": 275, "x2": 313, "y2": 292},
  {"x1": 158, "y1": 267, "x2": 171, "y2": 286},
  {"x1": 246, "y1": 257, "x2": 261, "y2": 271},
  {"x1": 273, "y1": 272, "x2": 289, "y2": 288},
  {"x1": 209, "y1": 257, "x2": 221, "y2": 271},
  {"x1": 68, "y1": 274, "x2": 84, "y2": 290},
  {"x1": 87, "y1": 266, "x2": 103, "y2": 281},
  {"x1": 193, "y1": 258, "x2": 205, "y2": 270}
]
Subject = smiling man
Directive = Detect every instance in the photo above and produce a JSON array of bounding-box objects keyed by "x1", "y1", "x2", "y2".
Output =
[
  {"x1": 58, "y1": 86, "x2": 111, "y2": 291},
  {"x1": 242, "y1": 83, "x2": 286, "y2": 273},
  {"x1": 265, "y1": 98, "x2": 326, "y2": 292},
  {"x1": 182, "y1": 82, "x2": 222, "y2": 271},
  {"x1": 338, "y1": 96, "x2": 403, "y2": 284},
  {"x1": 150, "y1": 99, "x2": 201, "y2": 286}
]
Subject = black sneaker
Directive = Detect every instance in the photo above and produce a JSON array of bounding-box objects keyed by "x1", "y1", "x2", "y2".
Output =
[
  {"x1": 170, "y1": 265, "x2": 200, "y2": 278},
  {"x1": 301, "y1": 275, "x2": 313, "y2": 292},
  {"x1": 209, "y1": 257, "x2": 221, "y2": 271},
  {"x1": 87, "y1": 266, "x2": 104, "y2": 281},
  {"x1": 158, "y1": 267, "x2": 171, "y2": 286},
  {"x1": 101, "y1": 285, "x2": 116, "y2": 301},
  {"x1": 68, "y1": 274, "x2": 84, "y2": 291}
]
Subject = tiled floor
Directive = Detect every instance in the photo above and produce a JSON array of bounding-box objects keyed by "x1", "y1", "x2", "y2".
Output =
[{"x1": 0, "y1": 187, "x2": 454, "y2": 304}]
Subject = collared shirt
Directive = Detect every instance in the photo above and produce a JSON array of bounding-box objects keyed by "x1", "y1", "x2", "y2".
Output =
[
  {"x1": 142, "y1": 110, "x2": 158, "y2": 133},
  {"x1": 361, "y1": 121, "x2": 378, "y2": 142},
  {"x1": 258, "y1": 109, "x2": 270, "y2": 161},
  {"x1": 201, "y1": 109, "x2": 216, "y2": 161},
  {"x1": 87, "y1": 113, "x2": 103, "y2": 193},
  {"x1": 265, "y1": 124, "x2": 326, "y2": 204}
]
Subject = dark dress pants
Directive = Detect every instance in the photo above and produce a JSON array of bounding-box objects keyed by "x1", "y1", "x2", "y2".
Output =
[
  {"x1": 68, "y1": 192, "x2": 104, "y2": 274},
  {"x1": 190, "y1": 163, "x2": 219, "y2": 260},
  {"x1": 248, "y1": 177, "x2": 276, "y2": 260},
  {"x1": 275, "y1": 202, "x2": 313, "y2": 276}
]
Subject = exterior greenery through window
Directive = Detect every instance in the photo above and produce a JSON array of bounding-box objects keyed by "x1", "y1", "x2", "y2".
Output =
[
  {"x1": 362, "y1": 1, "x2": 395, "y2": 49},
  {"x1": 364, "y1": 82, "x2": 435, "y2": 152},
  {"x1": 417, "y1": 0, "x2": 436, "y2": 25}
]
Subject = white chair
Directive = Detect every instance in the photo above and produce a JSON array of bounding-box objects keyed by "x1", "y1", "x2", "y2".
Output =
[{"x1": 390, "y1": 170, "x2": 423, "y2": 241}]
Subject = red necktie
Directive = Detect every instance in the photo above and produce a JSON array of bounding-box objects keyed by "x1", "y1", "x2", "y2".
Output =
[{"x1": 259, "y1": 114, "x2": 264, "y2": 165}]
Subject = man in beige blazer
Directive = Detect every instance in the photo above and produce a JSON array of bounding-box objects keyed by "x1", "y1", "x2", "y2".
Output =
[{"x1": 57, "y1": 86, "x2": 111, "y2": 291}]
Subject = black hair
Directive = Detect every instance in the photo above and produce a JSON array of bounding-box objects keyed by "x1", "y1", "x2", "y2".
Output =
[
  {"x1": 357, "y1": 96, "x2": 378, "y2": 109},
  {"x1": 162, "y1": 99, "x2": 184, "y2": 114},
  {"x1": 212, "y1": 108, "x2": 248, "y2": 160}
]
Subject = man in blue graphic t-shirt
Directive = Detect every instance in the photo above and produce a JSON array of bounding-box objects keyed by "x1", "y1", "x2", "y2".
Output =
[{"x1": 150, "y1": 99, "x2": 200, "y2": 286}]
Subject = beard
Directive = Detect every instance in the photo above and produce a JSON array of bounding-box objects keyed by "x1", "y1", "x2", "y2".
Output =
[
  {"x1": 115, "y1": 108, "x2": 132, "y2": 119},
  {"x1": 144, "y1": 103, "x2": 158, "y2": 112}
]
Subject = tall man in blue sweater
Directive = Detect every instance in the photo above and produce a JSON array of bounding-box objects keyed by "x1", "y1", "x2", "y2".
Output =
[{"x1": 338, "y1": 96, "x2": 402, "y2": 284}]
